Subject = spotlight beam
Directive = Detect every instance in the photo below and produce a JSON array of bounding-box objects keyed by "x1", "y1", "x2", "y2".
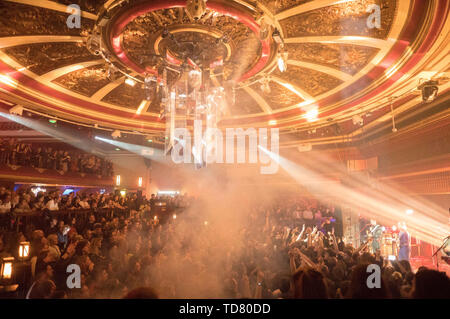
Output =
[
  {"x1": 0, "y1": 111, "x2": 103, "y2": 156},
  {"x1": 95, "y1": 136, "x2": 165, "y2": 162},
  {"x1": 258, "y1": 146, "x2": 449, "y2": 246}
]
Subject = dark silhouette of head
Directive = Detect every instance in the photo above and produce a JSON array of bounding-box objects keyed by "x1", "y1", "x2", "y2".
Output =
[
  {"x1": 293, "y1": 268, "x2": 328, "y2": 299},
  {"x1": 122, "y1": 287, "x2": 159, "y2": 299},
  {"x1": 412, "y1": 268, "x2": 450, "y2": 299}
]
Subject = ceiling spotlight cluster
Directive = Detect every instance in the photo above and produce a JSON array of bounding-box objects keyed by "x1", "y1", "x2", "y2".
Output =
[
  {"x1": 352, "y1": 114, "x2": 364, "y2": 126},
  {"x1": 111, "y1": 130, "x2": 121, "y2": 139},
  {"x1": 418, "y1": 80, "x2": 439, "y2": 103},
  {"x1": 9, "y1": 104, "x2": 24, "y2": 116},
  {"x1": 273, "y1": 29, "x2": 288, "y2": 73},
  {"x1": 185, "y1": 0, "x2": 208, "y2": 21}
]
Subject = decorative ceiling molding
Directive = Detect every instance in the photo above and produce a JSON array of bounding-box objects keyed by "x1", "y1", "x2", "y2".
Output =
[
  {"x1": 0, "y1": 36, "x2": 83, "y2": 49},
  {"x1": 90, "y1": 76, "x2": 127, "y2": 102},
  {"x1": 4, "y1": 0, "x2": 98, "y2": 20},
  {"x1": 270, "y1": 75, "x2": 315, "y2": 102},
  {"x1": 275, "y1": 0, "x2": 353, "y2": 21},
  {"x1": 287, "y1": 60, "x2": 353, "y2": 81},
  {"x1": 242, "y1": 86, "x2": 273, "y2": 114},
  {"x1": 40, "y1": 60, "x2": 104, "y2": 81},
  {"x1": 284, "y1": 36, "x2": 392, "y2": 49}
]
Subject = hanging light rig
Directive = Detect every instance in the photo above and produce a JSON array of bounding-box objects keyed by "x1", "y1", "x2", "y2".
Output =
[
  {"x1": 87, "y1": 0, "x2": 285, "y2": 169},
  {"x1": 272, "y1": 28, "x2": 288, "y2": 73}
]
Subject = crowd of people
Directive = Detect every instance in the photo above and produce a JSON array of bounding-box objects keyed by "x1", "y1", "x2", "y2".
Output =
[
  {"x1": 0, "y1": 138, "x2": 114, "y2": 177},
  {"x1": 0, "y1": 189, "x2": 449, "y2": 299}
]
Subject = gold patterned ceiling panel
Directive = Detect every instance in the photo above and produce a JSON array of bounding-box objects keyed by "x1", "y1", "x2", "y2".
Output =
[
  {"x1": 3, "y1": 42, "x2": 95, "y2": 76},
  {"x1": 0, "y1": 2, "x2": 93, "y2": 37},
  {"x1": 54, "y1": 0, "x2": 106, "y2": 15},
  {"x1": 122, "y1": 8, "x2": 261, "y2": 81},
  {"x1": 273, "y1": 65, "x2": 344, "y2": 97},
  {"x1": 101, "y1": 83, "x2": 146, "y2": 110},
  {"x1": 229, "y1": 89, "x2": 264, "y2": 115},
  {"x1": 279, "y1": 0, "x2": 396, "y2": 39},
  {"x1": 259, "y1": 0, "x2": 314, "y2": 14},
  {"x1": 249, "y1": 81, "x2": 302, "y2": 110},
  {"x1": 52, "y1": 64, "x2": 111, "y2": 97},
  {"x1": 286, "y1": 43, "x2": 380, "y2": 76}
]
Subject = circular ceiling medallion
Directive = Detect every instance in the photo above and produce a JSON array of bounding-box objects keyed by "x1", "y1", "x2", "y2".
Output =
[{"x1": 105, "y1": 0, "x2": 274, "y2": 83}]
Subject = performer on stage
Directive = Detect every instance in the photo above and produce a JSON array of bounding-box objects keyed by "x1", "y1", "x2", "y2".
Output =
[
  {"x1": 369, "y1": 219, "x2": 383, "y2": 254},
  {"x1": 398, "y1": 222, "x2": 411, "y2": 261}
]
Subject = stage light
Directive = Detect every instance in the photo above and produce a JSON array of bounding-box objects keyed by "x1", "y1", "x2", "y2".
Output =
[
  {"x1": 116, "y1": 175, "x2": 121, "y2": 186},
  {"x1": 111, "y1": 130, "x2": 121, "y2": 139},
  {"x1": 392, "y1": 225, "x2": 397, "y2": 231},
  {"x1": 173, "y1": 214, "x2": 177, "y2": 220},
  {"x1": 352, "y1": 115, "x2": 363, "y2": 126},
  {"x1": 18, "y1": 242, "x2": 30, "y2": 260},
  {"x1": 188, "y1": 69, "x2": 202, "y2": 89},
  {"x1": 272, "y1": 29, "x2": 283, "y2": 45},
  {"x1": 158, "y1": 190, "x2": 179, "y2": 196},
  {"x1": 115, "y1": 148, "x2": 120, "y2": 151},
  {"x1": 1, "y1": 257, "x2": 14, "y2": 280},
  {"x1": 419, "y1": 80, "x2": 438, "y2": 103},
  {"x1": 277, "y1": 53, "x2": 287, "y2": 73},
  {"x1": 48, "y1": 119, "x2": 57, "y2": 124},
  {"x1": 147, "y1": 139, "x2": 153, "y2": 143},
  {"x1": 268, "y1": 120, "x2": 277, "y2": 126},
  {"x1": 154, "y1": 216, "x2": 158, "y2": 220},
  {"x1": 86, "y1": 34, "x2": 101, "y2": 56},
  {"x1": 304, "y1": 108, "x2": 318, "y2": 122},
  {"x1": 138, "y1": 177, "x2": 143, "y2": 187},
  {"x1": 186, "y1": 0, "x2": 207, "y2": 20},
  {"x1": 120, "y1": 190, "x2": 126, "y2": 197},
  {"x1": 125, "y1": 78, "x2": 136, "y2": 87},
  {"x1": 406, "y1": 209, "x2": 414, "y2": 215},
  {"x1": 204, "y1": 221, "x2": 208, "y2": 226},
  {"x1": 9, "y1": 105, "x2": 24, "y2": 116}
]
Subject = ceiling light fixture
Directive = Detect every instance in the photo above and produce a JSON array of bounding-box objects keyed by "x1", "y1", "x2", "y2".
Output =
[
  {"x1": 277, "y1": 52, "x2": 288, "y2": 73},
  {"x1": 352, "y1": 115, "x2": 363, "y2": 126},
  {"x1": 418, "y1": 80, "x2": 439, "y2": 103},
  {"x1": 185, "y1": 0, "x2": 208, "y2": 21},
  {"x1": 272, "y1": 29, "x2": 283, "y2": 45},
  {"x1": 304, "y1": 108, "x2": 319, "y2": 122},
  {"x1": 125, "y1": 78, "x2": 136, "y2": 87},
  {"x1": 111, "y1": 130, "x2": 121, "y2": 139},
  {"x1": 9, "y1": 105, "x2": 24, "y2": 116},
  {"x1": 389, "y1": 98, "x2": 397, "y2": 133}
]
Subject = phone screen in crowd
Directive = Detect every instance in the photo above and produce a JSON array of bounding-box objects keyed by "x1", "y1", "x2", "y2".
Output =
[{"x1": 63, "y1": 226, "x2": 71, "y2": 235}]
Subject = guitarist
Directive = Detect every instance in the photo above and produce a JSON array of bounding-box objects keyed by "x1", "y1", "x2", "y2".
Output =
[{"x1": 368, "y1": 219, "x2": 383, "y2": 254}]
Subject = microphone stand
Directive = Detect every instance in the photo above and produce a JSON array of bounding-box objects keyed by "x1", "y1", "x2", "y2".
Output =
[{"x1": 431, "y1": 236, "x2": 450, "y2": 270}]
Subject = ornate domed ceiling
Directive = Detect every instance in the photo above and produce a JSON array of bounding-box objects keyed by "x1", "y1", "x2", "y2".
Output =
[{"x1": 0, "y1": 0, "x2": 448, "y2": 146}]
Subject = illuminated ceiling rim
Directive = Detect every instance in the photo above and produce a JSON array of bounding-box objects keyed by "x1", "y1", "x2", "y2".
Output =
[{"x1": 0, "y1": 0, "x2": 447, "y2": 132}]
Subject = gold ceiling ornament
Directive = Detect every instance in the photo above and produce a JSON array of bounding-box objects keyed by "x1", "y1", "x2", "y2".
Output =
[{"x1": 185, "y1": 0, "x2": 208, "y2": 21}]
